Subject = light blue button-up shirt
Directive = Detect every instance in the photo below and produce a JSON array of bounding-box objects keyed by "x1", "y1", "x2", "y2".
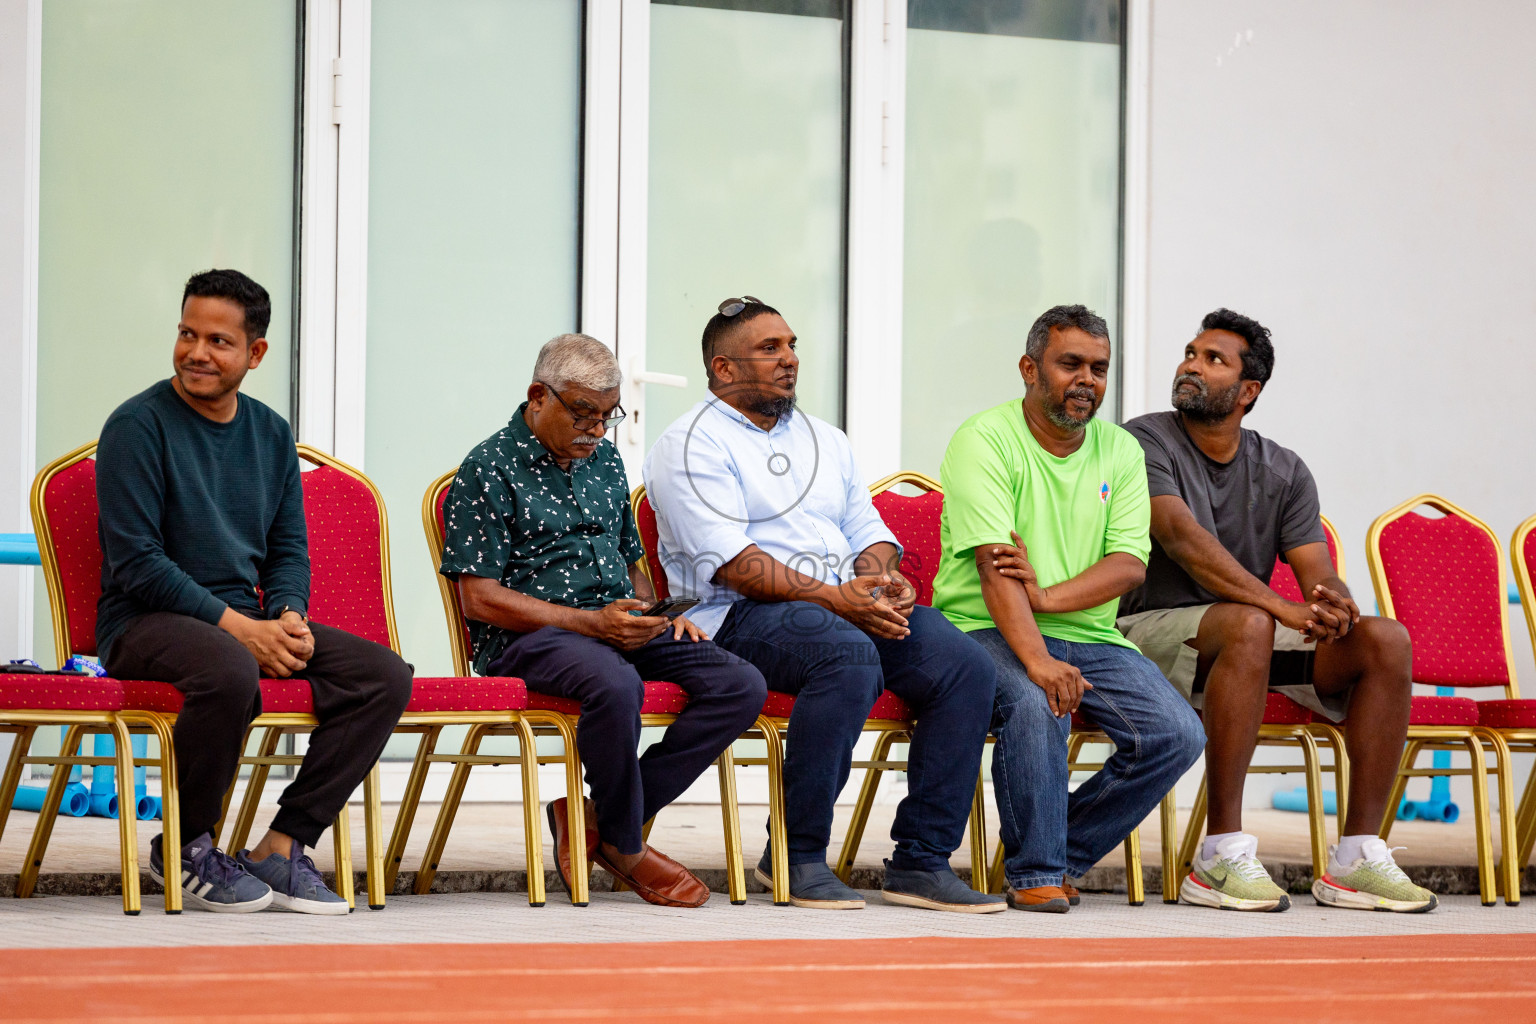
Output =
[{"x1": 642, "y1": 397, "x2": 899, "y2": 636}]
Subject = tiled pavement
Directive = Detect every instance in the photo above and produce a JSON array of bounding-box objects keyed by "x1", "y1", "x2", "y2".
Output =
[{"x1": 1, "y1": 891, "x2": 1533, "y2": 950}]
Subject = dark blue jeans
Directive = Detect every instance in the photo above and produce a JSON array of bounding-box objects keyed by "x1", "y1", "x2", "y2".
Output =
[
  {"x1": 714, "y1": 601, "x2": 995, "y2": 872},
  {"x1": 971, "y1": 630, "x2": 1205, "y2": 889},
  {"x1": 488, "y1": 627, "x2": 767, "y2": 854}
]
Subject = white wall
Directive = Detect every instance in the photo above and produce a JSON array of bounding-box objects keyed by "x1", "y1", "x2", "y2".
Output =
[{"x1": 1146, "y1": 0, "x2": 1536, "y2": 810}]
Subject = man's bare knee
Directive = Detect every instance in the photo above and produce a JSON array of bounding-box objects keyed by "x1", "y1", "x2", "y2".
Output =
[{"x1": 1205, "y1": 603, "x2": 1276, "y2": 652}]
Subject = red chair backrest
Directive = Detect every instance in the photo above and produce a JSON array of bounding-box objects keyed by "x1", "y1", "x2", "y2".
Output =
[
  {"x1": 1268, "y1": 518, "x2": 1341, "y2": 603},
  {"x1": 634, "y1": 492, "x2": 670, "y2": 600},
  {"x1": 39, "y1": 455, "x2": 104, "y2": 658},
  {"x1": 300, "y1": 461, "x2": 393, "y2": 648},
  {"x1": 871, "y1": 488, "x2": 944, "y2": 607},
  {"x1": 1376, "y1": 506, "x2": 1509, "y2": 687},
  {"x1": 433, "y1": 482, "x2": 477, "y2": 662}
]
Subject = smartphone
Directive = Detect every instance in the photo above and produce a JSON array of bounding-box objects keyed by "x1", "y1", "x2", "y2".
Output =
[{"x1": 637, "y1": 597, "x2": 699, "y2": 619}]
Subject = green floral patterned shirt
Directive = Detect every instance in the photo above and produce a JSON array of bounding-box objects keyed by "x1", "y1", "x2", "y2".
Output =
[{"x1": 440, "y1": 402, "x2": 643, "y2": 673}]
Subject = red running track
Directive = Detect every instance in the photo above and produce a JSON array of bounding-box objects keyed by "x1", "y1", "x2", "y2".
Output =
[{"x1": 2, "y1": 934, "x2": 1534, "y2": 1023}]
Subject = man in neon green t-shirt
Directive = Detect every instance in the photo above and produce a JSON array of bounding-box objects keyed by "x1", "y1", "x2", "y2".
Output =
[{"x1": 934, "y1": 304, "x2": 1204, "y2": 913}]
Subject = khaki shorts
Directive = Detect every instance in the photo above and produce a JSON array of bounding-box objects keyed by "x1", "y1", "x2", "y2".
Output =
[{"x1": 1116, "y1": 604, "x2": 1349, "y2": 723}]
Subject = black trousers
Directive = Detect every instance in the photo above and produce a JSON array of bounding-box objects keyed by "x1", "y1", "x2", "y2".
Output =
[
  {"x1": 487, "y1": 627, "x2": 766, "y2": 854},
  {"x1": 106, "y1": 613, "x2": 413, "y2": 849}
]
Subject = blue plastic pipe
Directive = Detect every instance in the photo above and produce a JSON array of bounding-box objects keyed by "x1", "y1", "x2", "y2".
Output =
[
  {"x1": 12, "y1": 782, "x2": 90, "y2": 816},
  {"x1": 86, "y1": 733, "x2": 159, "y2": 820},
  {"x1": 1271, "y1": 786, "x2": 1337, "y2": 815}
]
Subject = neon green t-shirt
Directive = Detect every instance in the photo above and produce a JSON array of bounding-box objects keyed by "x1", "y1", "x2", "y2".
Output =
[{"x1": 934, "y1": 399, "x2": 1151, "y2": 648}]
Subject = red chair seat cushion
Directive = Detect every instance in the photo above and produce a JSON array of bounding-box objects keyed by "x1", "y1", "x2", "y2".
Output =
[
  {"x1": 759, "y1": 689, "x2": 913, "y2": 721},
  {"x1": 528, "y1": 681, "x2": 690, "y2": 716},
  {"x1": 1477, "y1": 699, "x2": 1536, "y2": 729},
  {"x1": 0, "y1": 676, "x2": 123, "y2": 711},
  {"x1": 121, "y1": 679, "x2": 316, "y2": 714},
  {"x1": 1408, "y1": 695, "x2": 1480, "y2": 726},
  {"x1": 408, "y1": 676, "x2": 527, "y2": 713}
]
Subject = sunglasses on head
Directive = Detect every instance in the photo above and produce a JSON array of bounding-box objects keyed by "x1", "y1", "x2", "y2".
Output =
[{"x1": 717, "y1": 295, "x2": 764, "y2": 318}]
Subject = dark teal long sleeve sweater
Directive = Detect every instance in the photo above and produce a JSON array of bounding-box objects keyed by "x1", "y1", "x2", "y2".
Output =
[{"x1": 94, "y1": 379, "x2": 309, "y2": 660}]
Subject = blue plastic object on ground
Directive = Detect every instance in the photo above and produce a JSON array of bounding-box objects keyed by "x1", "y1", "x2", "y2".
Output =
[
  {"x1": 1271, "y1": 786, "x2": 1337, "y2": 815},
  {"x1": 9, "y1": 727, "x2": 161, "y2": 820},
  {"x1": 11, "y1": 782, "x2": 90, "y2": 816}
]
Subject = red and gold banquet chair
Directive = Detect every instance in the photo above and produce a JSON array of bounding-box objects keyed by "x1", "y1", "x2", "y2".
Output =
[
  {"x1": 223, "y1": 445, "x2": 553, "y2": 908},
  {"x1": 1367, "y1": 494, "x2": 1520, "y2": 905},
  {"x1": 412, "y1": 470, "x2": 754, "y2": 906},
  {"x1": 1508, "y1": 513, "x2": 1536, "y2": 874},
  {"x1": 28, "y1": 440, "x2": 402, "y2": 909},
  {"x1": 1170, "y1": 515, "x2": 1352, "y2": 898},
  {"x1": 14, "y1": 440, "x2": 188, "y2": 913}
]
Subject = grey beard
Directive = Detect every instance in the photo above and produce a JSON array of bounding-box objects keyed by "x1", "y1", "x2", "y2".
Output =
[
  {"x1": 1172, "y1": 374, "x2": 1241, "y2": 421},
  {"x1": 1044, "y1": 389, "x2": 1097, "y2": 432}
]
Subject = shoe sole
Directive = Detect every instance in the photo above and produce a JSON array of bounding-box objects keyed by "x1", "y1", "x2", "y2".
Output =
[
  {"x1": 1312, "y1": 878, "x2": 1438, "y2": 913},
  {"x1": 268, "y1": 891, "x2": 350, "y2": 915},
  {"x1": 881, "y1": 888, "x2": 1007, "y2": 914},
  {"x1": 753, "y1": 867, "x2": 864, "y2": 909},
  {"x1": 149, "y1": 863, "x2": 272, "y2": 914},
  {"x1": 1180, "y1": 873, "x2": 1289, "y2": 912}
]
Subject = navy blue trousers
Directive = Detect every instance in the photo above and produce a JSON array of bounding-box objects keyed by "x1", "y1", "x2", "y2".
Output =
[
  {"x1": 714, "y1": 601, "x2": 995, "y2": 872},
  {"x1": 488, "y1": 628, "x2": 766, "y2": 853}
]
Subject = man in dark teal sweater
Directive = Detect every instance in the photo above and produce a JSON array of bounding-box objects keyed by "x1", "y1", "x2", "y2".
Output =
[{"x1": 97, "y1": 269, "x2": 412, "y2": 914}]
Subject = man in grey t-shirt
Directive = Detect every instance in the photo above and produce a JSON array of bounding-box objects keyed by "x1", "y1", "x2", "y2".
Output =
[{"x1": 1116, "y1": 309, "x2": 1432, "y2": 915}]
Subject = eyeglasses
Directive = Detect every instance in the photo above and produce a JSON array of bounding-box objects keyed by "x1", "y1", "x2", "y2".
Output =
[
  {"x1": 537, "y1": 382, "x2": 627, "y2": 431},
  {"x1": 717, "y1": 295, "x2": 764, "y2": 318}
]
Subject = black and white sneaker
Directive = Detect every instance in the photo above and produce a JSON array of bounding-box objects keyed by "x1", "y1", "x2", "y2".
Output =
[{"x1": 150, "y1": 831, "x2": 273, "y2": 913}]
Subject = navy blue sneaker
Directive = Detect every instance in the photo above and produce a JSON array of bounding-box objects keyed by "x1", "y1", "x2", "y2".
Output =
[
  {"x1": 150, "y1": 832, "x2": 273, "y2": 913},
  {"x1": 238, "y1": 841, "x2": 349, "y2": 915},
  {"x1": 753, "y1": 847, "x2": 864, "y2": 909},
  {"x1": 881, "y1": 860, "x2": 1007, "y2": 914}
]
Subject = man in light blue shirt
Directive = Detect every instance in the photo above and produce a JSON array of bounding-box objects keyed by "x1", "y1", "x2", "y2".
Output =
[{"x1": 644, "y1": 297, "x2": 1002, "y2": 914}]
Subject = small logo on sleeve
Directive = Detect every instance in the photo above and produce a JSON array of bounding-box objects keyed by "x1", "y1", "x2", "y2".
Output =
[{"x1": 1100, "y1": 481, "x2": 1111, "y2": 503}]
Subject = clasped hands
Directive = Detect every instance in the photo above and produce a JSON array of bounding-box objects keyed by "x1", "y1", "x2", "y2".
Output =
[{"x1": 222, "y1": 608, "x2": 314, "y2": 678}]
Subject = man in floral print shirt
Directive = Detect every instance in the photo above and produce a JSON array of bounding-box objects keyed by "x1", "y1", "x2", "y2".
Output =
[{"x1": 440, "y1": 333, "x2": 766, "y2": 908}]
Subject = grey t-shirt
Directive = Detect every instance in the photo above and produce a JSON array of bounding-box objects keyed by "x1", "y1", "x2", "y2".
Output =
[{"x1": 1118, "y1": 411, "x2": 1326, "y2": 615}]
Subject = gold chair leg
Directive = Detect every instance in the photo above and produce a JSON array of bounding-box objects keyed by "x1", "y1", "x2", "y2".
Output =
[
  {"x1": 1463, "y1": 734, "x2": 1497, "y2": 905},
  {"x1": 834, "y1": 730, "x2": 901, "y2": 883},
  {"x1": 987, "y1": 838, "x2": 1006, "y2": 895},
  {"x1": 332, "y1": 801, "x2": 355, "y2": 910},
  {"x1": 0, "y1": 725, "x2": 37, "y2": 849},
  {"x1": 1380, "y1": 739, "x2": 1422, "y2": 841},
  {"x1": 226, "y1": 726, "x2": 282, "y2": 852},
  {"x1": 1481, "y1": 729, "x2": 1520, "y2": 905},
  {"x1": 1315, "y1": 724, "x2": 1350, "y2": 829},
  {"x1": 1514, "y1": 761, "x2": 1536, "y2": 873},
  {"x1": 363, "y1": 763, "x2": 385, "y2": 909},
  {"x1": 513, "y1": 717, "x2": 546, "y2": 907},
  {"x1": 761, "y1": 718, "x2": 790, "y2": 905},
  {"x1": 716, "y1": 746, "x2": 747, "y2": 904},
  {"x1": 549, "y1": 714, "x2": 591, "y2": 906},
  {"x1": 110, "y1": 718, "x2": 142, "y2": 915},
  {"x1": 967, "y1": 771, "x2": 988, "y2": 893},
  {"x1": 1123, "y1": 828, "x2": 1144, "y2": 905},
  {"x1": 1159, "y1": 788, "x2": 1179, "y2": 903},
  {"x1": 414, "y1": 724, "x2": 485, "y2": 895},
  {"x1": 1298, "y1": 729, "x2": 1328, "y2": 879},
  {"x1": 385, "y1": 725, "x2": 441, "y2": 892},
  {"x1": 1177, "y1": 772, "x2": 1208, "y2": 882},
  {"x1": 211, "y1": 720, "x2": 246, "y2": 842},
  {"x1": 18, "y1": 724, "x2": 84, "y2": 898},
  {"x1": 141, "y1": 712, "x2": 183, "y2": 913}
]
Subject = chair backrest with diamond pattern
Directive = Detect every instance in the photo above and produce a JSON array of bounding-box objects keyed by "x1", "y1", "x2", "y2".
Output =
[{"x1": 1268, "y1": 515, "x2": 1344, "y2": 602}]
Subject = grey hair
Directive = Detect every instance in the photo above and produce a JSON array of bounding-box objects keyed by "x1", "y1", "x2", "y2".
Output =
[
  {"x1": 531, "y1": 333, "x2": 622, "y2": 391},
  {"x1": 1024, "y1": 305, "x2": 1111, "y2": 362}
]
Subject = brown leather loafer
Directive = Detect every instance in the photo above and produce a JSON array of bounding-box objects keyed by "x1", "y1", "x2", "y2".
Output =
[
  {"x1": 547, "y1": 797, "x2": 598, "y2": 897},
  {"x1": 1006, "y1": 885, "x2": 1071, "y2": 913},
  {"x1": 595, "y1": 844, "x2": 710, "y2": 908}
]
